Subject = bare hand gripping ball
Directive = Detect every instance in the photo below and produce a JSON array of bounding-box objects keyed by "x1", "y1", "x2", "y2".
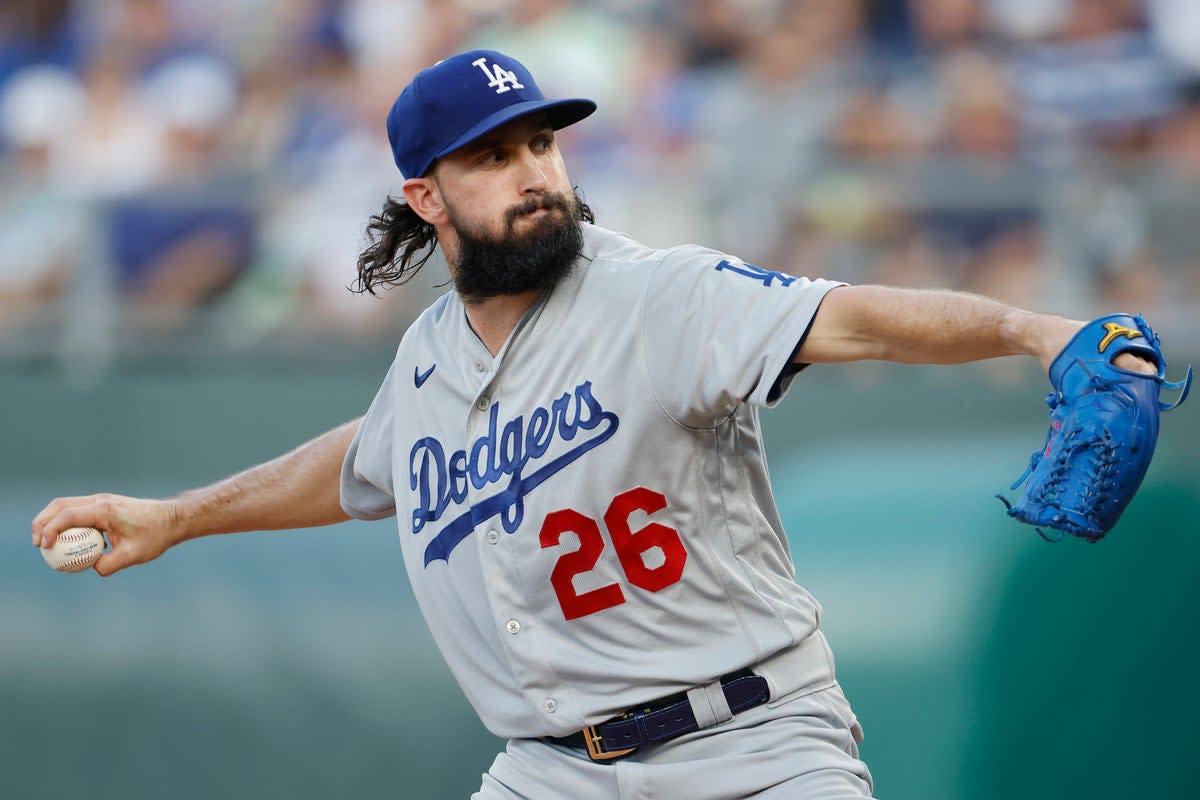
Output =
[
  {"x1": 998, "y1": 314, "x2": 1192, "y2": 542},
  {"x1": 41, "y1": 527, "x2": 107, "y2": 572}
]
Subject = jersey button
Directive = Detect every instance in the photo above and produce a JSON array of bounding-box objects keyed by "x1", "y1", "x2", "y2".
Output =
[
  {"x1": 486, "y1": 530, "x2": 499, "y2": 544},
  {"x1": 505, "y1": 619, "x2": 521, "y2": 635},
  {"x1": 543, "y1": 698, "x2": 558, "y2": 714},
  {"x1": 474, "y1": 361, "x2": 485, "y2": 372},
  {"x1": 476, "y1": 396, "x2": 490, "y2": 411}
]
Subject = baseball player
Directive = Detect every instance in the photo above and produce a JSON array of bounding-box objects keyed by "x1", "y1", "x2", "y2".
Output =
[{"x1": 33, "y1": 51, "x2": 1162, "y2": 799}]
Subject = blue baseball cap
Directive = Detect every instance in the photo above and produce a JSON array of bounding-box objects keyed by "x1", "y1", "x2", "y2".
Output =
[{"x1": 386, "y1": 50, "x2": 597, "y2": 179}]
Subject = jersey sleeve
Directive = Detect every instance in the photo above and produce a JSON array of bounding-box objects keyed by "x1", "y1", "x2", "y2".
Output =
[
  {"x1": 641, "y1": 247, "x2": 845, "y2": 427},
  {"x1": 339, "y1": 360, "x2": 399, "y2": 521}
]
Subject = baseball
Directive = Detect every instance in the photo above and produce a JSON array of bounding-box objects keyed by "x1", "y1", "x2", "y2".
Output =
[{"x1": 41, "y1": 527, "x2": 107, "y2": 573}]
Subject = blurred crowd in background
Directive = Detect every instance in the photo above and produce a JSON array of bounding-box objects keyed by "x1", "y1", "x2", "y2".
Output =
[{"x1": 1, "y1": 0, "x2": 1198, "y2": 364}]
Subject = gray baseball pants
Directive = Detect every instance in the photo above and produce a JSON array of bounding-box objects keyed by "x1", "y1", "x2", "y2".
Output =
[{"x1": 472, "y1": 680, "x2": 874, "y2": 799}]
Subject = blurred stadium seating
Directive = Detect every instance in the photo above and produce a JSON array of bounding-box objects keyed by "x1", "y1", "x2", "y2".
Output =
[{"x1": 0, "y1": 0, "x2": 1197, "y2": 367}]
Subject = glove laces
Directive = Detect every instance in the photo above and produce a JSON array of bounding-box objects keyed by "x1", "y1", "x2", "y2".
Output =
[{"x1": 998, "y1": 415, "x2": 1120, "y2": 543}]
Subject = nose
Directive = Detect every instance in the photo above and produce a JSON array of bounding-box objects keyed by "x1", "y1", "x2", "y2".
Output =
[{"x1": 517, "y1": 146, "x2": 549, "y2": 194}]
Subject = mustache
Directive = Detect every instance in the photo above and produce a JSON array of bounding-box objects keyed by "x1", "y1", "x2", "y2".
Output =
[{"x1": 505, "y1": 193, "x2": 573, "y2": 226}]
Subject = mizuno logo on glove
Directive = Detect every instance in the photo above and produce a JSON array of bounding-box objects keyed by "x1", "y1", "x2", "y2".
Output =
[{"x1": 1097, "y1": 322, "x2": 1142, "y2": 353}]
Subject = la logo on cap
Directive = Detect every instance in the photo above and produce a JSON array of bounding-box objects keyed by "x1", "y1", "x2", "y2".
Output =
[
  {"x1": 472, "y1": 57, "x2": 525, "y2": 94},
  {"x1": 385, "y1": 50, "x2": 596, "y2": 178}
]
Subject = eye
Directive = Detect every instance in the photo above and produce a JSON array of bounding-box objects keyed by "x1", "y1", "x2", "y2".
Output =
[
  {"x1": 532, "y1": 133, "x2": 554, "y2": 152},
  {"x1": 478, "y1": 148, "x2": 506, "y2": 167}
]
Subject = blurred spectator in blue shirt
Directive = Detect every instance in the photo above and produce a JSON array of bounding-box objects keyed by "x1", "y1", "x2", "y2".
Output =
[
  {"x1": 104, "y1": 55, "x2": 255, "y2": 331},
  {"x1": 1010, "y1": 0, "x2": 1181, "y2": 158},
  {"x1": 0, "y1": 0, "x2": 82, "y2": 90}
]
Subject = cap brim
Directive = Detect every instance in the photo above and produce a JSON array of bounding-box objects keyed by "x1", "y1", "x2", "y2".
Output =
[{"x1": 424, "y1": 97, "x2": 596, "y2": 176}]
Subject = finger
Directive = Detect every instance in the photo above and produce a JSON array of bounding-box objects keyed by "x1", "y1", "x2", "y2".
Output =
[
  {"x1": 39, "y1": 503, "x2": 112, "y2": 549},
  {"x1": 1114, "y1": 352, "x2": 1158, "y2": 375},
  {"x1": 33, "y1": 498, "x2": 76, "y2": 544},
  {"x1": 94, "y1": 547, "x2": 135, "y2": 578},
  {"x1": 33, "y1": 495, "x2": 104, "y2": 543}
]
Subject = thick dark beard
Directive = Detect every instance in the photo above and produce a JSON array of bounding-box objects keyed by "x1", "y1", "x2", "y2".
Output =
[{"x1": 447, "y1": 191, "x2": 584, "y2": 304}]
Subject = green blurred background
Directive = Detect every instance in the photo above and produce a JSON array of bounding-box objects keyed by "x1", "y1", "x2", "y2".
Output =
[{"x1": 3, "y1": 354, "x2": 1197, "y2": 799}]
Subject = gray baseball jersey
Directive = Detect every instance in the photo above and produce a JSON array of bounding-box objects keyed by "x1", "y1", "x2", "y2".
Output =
[{"x1": 340, "y1": 222, "x2": 843, "y2": 740}]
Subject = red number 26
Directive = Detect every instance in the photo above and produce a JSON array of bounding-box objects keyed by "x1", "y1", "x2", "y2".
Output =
[{"x1": 538, "y1": 487, "x2": 688, "y2": 620}]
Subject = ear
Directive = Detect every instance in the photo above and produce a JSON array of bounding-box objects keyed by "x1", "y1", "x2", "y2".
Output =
[{"x1": 402, "y1": 177, "x2": 447, "y2": 225}]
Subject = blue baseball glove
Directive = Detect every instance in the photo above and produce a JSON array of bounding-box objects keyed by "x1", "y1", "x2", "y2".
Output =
[{"x1": 998, "y1": 313, "x2": 1192, "y2": 542}]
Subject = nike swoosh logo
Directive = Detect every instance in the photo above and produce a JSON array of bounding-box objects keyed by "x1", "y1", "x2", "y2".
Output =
[{"x1": 414, "y1": 364, "x2": 436, "y2": 388}]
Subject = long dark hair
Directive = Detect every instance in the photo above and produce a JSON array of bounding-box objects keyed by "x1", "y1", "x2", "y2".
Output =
[{"x1": 353, "y1": 191, "x2": 595, "y2": 295}]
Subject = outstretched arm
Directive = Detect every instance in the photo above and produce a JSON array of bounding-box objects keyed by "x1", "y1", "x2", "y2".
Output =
[
  {"x1": 33, "y1": 418, "x2": 362, "y2": 576},
  {"x1": 797, "y1": 286, "x2": 1153, "y2": 374}
]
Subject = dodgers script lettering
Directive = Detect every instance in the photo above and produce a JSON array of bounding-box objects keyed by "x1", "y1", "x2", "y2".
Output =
[{"x1": 410, "y1": 380, "x2": 619, "y2": 565}]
